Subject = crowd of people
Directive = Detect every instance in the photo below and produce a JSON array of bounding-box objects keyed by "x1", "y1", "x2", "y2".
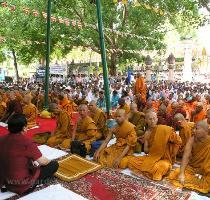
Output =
[{"x1": 0, "y1": 73, "x2": 209, "y2": 196}]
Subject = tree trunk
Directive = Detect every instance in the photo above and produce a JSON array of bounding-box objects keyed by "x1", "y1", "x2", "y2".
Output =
[
  {"x1": 12, "y1": 49, "x2": 19, "y2": 83},
  {"x1": 109, "y1": 53, "x2": 117, "y2": 76}
]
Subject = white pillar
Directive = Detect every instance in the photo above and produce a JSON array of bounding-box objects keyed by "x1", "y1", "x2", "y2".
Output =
[
  {"x1": 168, "y1": 65, "x2": 174, "y2": 82},
  {"x1": 183, "y1": 40, "x2": 193, "y2": 82}
]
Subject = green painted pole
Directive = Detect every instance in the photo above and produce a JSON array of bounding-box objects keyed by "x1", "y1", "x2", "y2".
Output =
[
  {"x1": 95, "y1": 0, "x2": 111, "y2": 114},
  {"x1": 44, "y1": 0, "x2": 52, "y2": 109}
]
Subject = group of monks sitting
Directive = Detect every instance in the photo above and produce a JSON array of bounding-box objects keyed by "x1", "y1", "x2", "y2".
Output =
[{"x1": 0, "y1": 87, "x2": 210, "y2": 194}]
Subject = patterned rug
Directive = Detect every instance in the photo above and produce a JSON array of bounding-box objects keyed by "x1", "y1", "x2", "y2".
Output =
[
  {"x1": 55, "y1": 154, "x2": 102, "y2": 182},
  {"x1": 9, "y1": 168, "x2": 191, "y2": 200}
]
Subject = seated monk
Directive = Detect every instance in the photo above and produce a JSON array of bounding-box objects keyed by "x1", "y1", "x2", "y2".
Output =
[
  {"x1": 60, "y1": 104, "x2": 101, "y2": 153},
  {"x1": 117, "y1": 98, "x2": 130, "y2": 115},
  {"x1": 191, "y1": 102, "x2": 206, "y2": 123},
  {"x1": 94, "y1": 109, "x2": 137, "y2": 169},
  {"x1": 174, "y1": 113, "x2": 194, "y2": 158},
  {"x1": 157, "y1": 104, "x2": 173, "y2": 126},
  {"x1": 128, "y1": 103, "x2": 145, "y2": 152},
  {"x1": 58, "y1": 93, "x2": 77, "y2": 120},
  {"x1": 1, "y1": 91, "x2": 23, "y2": 122},
  {"x1": 205, "y1": 109, "x2": 210, "y2": 129},
  {"x1": 128, "y1": 112, "x2": 182, "y2": 181},
  {"x1": 168, "y1": 121, "x2": 210, "y2": 194},
  {"x1": 46, "y1": 103, "x2": 72, "y2": 147},
  {"x1": 23, "y1": 94, "x2": 38, "y2": 129},
  {"x1": 0, "y1": 95, "x2": 6, "y2": 119},
  {"x1": 143, "y1": 99, "x2": 155, "y2": 114},
  {"x1": 89, "y1": 100, "x2": 107, "y2": 138}
]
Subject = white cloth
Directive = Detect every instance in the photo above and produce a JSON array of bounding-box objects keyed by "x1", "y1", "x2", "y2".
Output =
[
  {"x1": 18, "y1": 184, "x2": 87, "y2": 200},
  {"x1": 38, "y1": 145, "x2": 68, "y2": 160},
  {"x1": 0, "y1": 191, "x2": 16, "y2": 200}
]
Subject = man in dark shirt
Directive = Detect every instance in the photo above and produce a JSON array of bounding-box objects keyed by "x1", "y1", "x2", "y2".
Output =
[{"x1": 0, "y1": 114, "x2": 59, "y2": 195}]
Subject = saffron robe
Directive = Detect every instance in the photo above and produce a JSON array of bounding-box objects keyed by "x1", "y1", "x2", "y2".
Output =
[
  {"x1": 177, "y1": 122, "x2": 194, "y2": 157},
  {"x1": 192, "y1": 109, "x2": 206, "y2": 123},
  {"x1": 23, "y1": 103, "x2": 38, "y2": 129},
  {"x1": 46, "y1": 111, "x2": 72, "y2": 147},
  {"x1": 168, "y1": 136, "x2": 210, "y2": 193},
  {"x1": 134, "y1": 77, "x2": 147, "y2": 103},
  {"x1": 60, "y1": 116, "x2": 101, "y2": 152},
  {"x1": 128, "y1": 125, "x2": 182, "y2": 181},
  {"x1": 90, "y1": 108, "x2": 108, "y2": 138},
  {"x1": 98, "y1": 120, "x2": 137, "y2": 168}
]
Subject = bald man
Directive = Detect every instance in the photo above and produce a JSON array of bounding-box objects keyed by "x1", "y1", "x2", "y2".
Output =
[
  {"x1": 128, "y1": 103, "x2": 145, "y2": 152},
  {"x1": 89, "y1": 100, "x2": 108, "y2": 138},
  {"x1": 23, "y1": 94, "x2": 38, "y2": 129},
  {"x1": 46, "y1": 103, "x2": 72, "y2": 147},
  {"x1": 60, "y1": 104, "x2": 101, "y2": 152},
  {"x1": 174, "y1": 113, "x2": 194, "y2": 158},
  {"x1": 191, "y1": 102, "x2": 206, "y2": 123},
  {"x1": 157, "y1": 104, "x2": 173, "y2": 126},
  {"x1": 168, "y1": 121, "x2": 210, "y2": 194},
  {"x1": 94, "y1": 109, "x2": 137, "y2": 169},
  {"x1": 128, "y1": 112, "x2": 182, "y2": 181}
]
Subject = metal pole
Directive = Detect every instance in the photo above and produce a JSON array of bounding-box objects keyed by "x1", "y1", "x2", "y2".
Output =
[
  {"x1": 95, "y1": 0, "x2": 111, "y2": 114},
  {"x1": 44, "y1": 0, "x2": 52, "y2": 109}
]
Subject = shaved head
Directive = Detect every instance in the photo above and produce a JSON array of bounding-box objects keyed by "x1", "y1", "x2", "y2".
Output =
[
  {"x1": 196, "y1": 120, "x2": 209, "y2": 132},
  {"x1": 49, "y1": 103, "x2": 60, "y2": 113},
  {"x1": 174, "y1": 113, "x2": 185, "y2": 121},
  {"x1": 116, "y1": 109, "x2": 126, "y2": 116},
  {"x1": 130, "y1": 103, "x2": 138, "y2": 112},
  {"x1": 145, "y1": 111, "x2": 157, "y2": 120},
  {"x1": 115, "y1": 109, "x2": 126, "y2": 125},
  {"x1": 79, "y1": 104, "x2": 88, "y2": 118},
  {"x1": 89, "y1": 100, "x2": 97, "y2": 112}
]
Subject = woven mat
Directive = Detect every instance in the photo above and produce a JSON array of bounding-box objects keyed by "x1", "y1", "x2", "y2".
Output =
[{"x1": 55, "y1": 154, "x2": 102, "y2": 182}]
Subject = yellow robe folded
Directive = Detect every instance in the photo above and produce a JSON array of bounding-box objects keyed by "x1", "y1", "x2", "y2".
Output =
[
  {"x1": 98, "y1": 120, "x2": 137, "y2": 168},
  {"x1": 60, "y1": 116, "x2": 101, "y2": 152},
  {"x1": 128, "y1": 125, "x2": 182, "y2": 180},
  {"x1": 23, "y1": 103, "x2": 38, "y2": 129},
  {"x1": 168, "y1": 136, "x2": 210, "y2": 193},
  {"x1": 46, "y1": 111, "x2": 72, "y2": 147}
]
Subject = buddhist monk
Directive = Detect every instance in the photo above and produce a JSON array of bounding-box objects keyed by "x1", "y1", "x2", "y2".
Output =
[
  {"x1": 46, "y1": 103, "x2": 72, "y2": 147},
  {"x1": 94, "y1": 109, "x2": 137, "y2": 169},
  {"x1": 128, "y1": 112, "x2": 182, "y2": 181},
  {"x1": 60, "y1": 104, "x2": 101, "y2": 153},
  {"x1": 133, "y1": 73, "x2": 147, "y2": 104},
  {"x1": 174, "y1": 113, "x2": 194, "y2": 158},
  {"x1": 128, "y1": 103, "x2": 145, "y2": 152},
  {"x1": 191, "y1": 102, "x2": 206, "y2": 123},
  {"x1": 168, "y1": 120, "x2": 210, "y2": 194},
  {"x1": 58, "y1": 93, "x2": 77, "y2": 119},
  {"x1": 1, "y1": 91, "x2": 23, "y2": 122},
  {"x1": 23, "y1": 94, "x2": 38, "y2": 129},
  {"x1": 143, "y1": 99, "x2": 155, "y2": 114},
  {"x1": 89, "y1": 100, "x2": 107, "y2": 138},
  {"x1": 0, "y1": 95, "x2": 6, "y2": 119},
  {"x1": 117, "y1": 98, "x2": 130, "y2": 115},
  {"x1": 157, "y1": 104, "x2": 173, "y2": 126}
]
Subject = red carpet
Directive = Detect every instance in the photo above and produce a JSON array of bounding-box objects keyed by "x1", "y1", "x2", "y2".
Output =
[
  {"x1": 61, "y1": 168, "x2": 191, "y2": 200},
  {"x1": 0, "y1": 117, "x2": 56, "y2": 138},
  {"x1": 0, "y1": 112, "x2": 80, "y2": 138}
]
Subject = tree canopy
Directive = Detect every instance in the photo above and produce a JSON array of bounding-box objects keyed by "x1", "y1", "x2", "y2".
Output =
[{"x1": 0, "y1": 0, "x2": 207, "y2": 76}]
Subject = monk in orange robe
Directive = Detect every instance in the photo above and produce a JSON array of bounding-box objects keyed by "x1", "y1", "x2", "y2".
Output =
[
  {"x1": 174, "y1": 113, "x2": 194, "y2": 158},
  {"x1": 89, "y1": 100, "x2": 108, "y2": 138},
  {"x1": 23, "y1": 94, "x2": 38, "y2": 129},
  {"x1": 117, "y1": 98, "x2": 130, "y2": 115},
  {"x1": 133, "y1": 73, "x2": 147, "y2": 104},
  {"x1": 94, "y1": 109, "x2": 137, "y2": 169},
  {"x1": 191, "y1": 103, "x2": 206, "y2": 123},
  {"x1": 168, "y1": 120, "x2": 210, "y2": 194},
  {"x1": 128, "y1": 112, "x2": 182, "y2": 181},
  {"x1": 46, "y1": 103, "x2": 72, "y2": 147},
  {"x1": 59, "y1": 93, "x2": 77, "y2": 120},
  {"x1": 143, "y1": 99, "x2": 156, "y2": 114},
  {"x1": 0, "y1": 95, "x2": 6, "y2": 119},
  {"x1": 60, "y1": 104, "x2": 101, "y2": 152}
]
